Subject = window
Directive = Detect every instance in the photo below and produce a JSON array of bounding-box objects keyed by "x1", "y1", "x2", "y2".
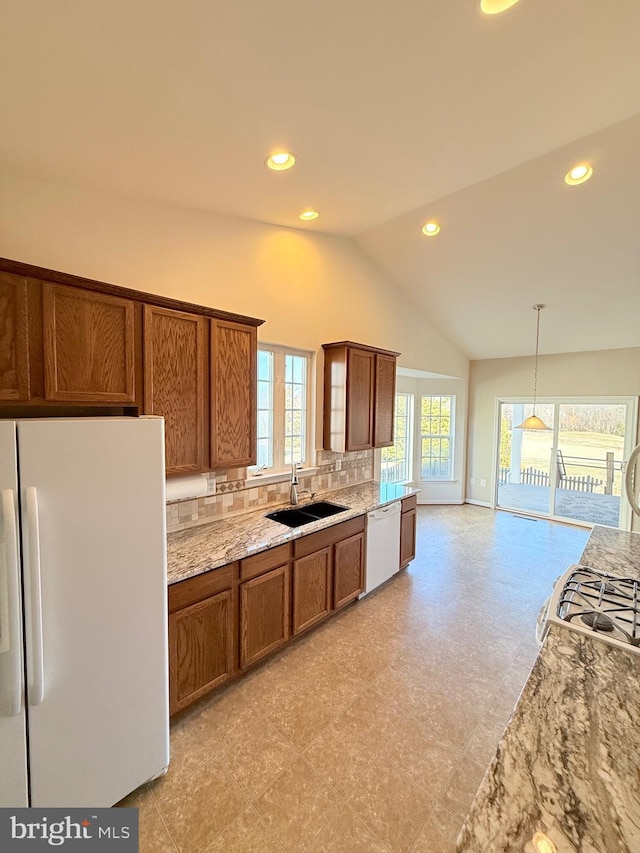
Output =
[
  {"x1": 421, "y1": 395, "x2": 454, "y2": 479},
  {"x1": 256, "y1": 344, "x2": 312, "y2": 471},
  {"x1": 380, "y1": 393, "x2": 414, "y2": 483}
]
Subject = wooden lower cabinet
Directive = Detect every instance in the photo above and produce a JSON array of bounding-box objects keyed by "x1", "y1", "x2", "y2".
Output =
[
  {"x1": 400, "y1": 495, "x2": 417, "y2": 569},
  {"x1": 333, "y1": 532, "x2": 365, "y2": 609},
  {"x1": 292, "y1": 547, "x2": 332, "y2": 635},
  {"x1": 240, "y1": 565, "x2": 290, "y2": 668},
  {"x1": 168, "y1": 512, "x2": 372, "y2": 714},
  {"x1": 168, "y1": 563, "x2": 237, "y2": 715}
]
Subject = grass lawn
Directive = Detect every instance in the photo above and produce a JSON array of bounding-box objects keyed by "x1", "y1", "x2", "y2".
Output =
[{"x1": 516, "y1": 431, "x2": 624, "y2": 495}]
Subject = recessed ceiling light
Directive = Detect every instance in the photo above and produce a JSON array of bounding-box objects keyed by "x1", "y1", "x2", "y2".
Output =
[
  {"x1": 299, "y1": 210, "x2": 319, "y2": 221},
  {"x1": 265, "y1": 151, "x2": 296, "y2": 171},
  {"x1": 565, "y1": 163, "x2": 593, "y2": 186},
  {"x1": 532, "y1": 832, "x2": 557, "y2": 853},
  {"x1": 479, "y1": 0, "x2": 521, "y2": 14},
  {"x1": 421, "y1": 221, "x2": 441, "y2": 237}
]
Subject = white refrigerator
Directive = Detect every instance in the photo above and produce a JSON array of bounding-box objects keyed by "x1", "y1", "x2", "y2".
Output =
[{"x1": 0, "y1": 417, "x2": 170, "y2": 807}]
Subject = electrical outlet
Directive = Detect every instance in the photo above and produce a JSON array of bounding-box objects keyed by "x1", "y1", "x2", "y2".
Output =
[
  {"x1": 470, "y1": 477, "x2": 475, "y2": 485},
  {"x1": 480, "y1": 478, "x2": 487, "y2": 487},
  {"x1": 206, "y1": 477, "x2": 217, "y2": 494}
]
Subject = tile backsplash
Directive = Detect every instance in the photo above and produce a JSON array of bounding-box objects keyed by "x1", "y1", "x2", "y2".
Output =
[{"x1": 166, "y1": 449, "x2": 374, "y2": 533}]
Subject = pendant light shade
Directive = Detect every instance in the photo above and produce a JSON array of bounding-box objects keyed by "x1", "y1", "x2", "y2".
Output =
[{"x1": 516, "y1": 304, "x2": 552, "y2": 431}]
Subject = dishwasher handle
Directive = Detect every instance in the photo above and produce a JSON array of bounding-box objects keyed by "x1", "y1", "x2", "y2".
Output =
[{"x1": 367, "y1": 501, "x2": 402, "y2": 522}]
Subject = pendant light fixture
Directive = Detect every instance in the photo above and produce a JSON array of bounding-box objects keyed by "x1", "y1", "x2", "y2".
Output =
[{"x1": 516, "y1": 304, "x2": 551, "y2": 430}]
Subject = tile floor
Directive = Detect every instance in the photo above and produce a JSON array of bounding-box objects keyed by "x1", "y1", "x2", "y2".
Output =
[{"x1": 119, "y1": 504, "x2": 590, "y2": 852}]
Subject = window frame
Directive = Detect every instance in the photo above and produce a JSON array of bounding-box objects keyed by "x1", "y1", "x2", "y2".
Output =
[
  {"x1": 253, "y1": 342, "x2": 314, "y2": 475},
  {"x1": 420, "y1": 394, "x2": 455, "y2": 481}
]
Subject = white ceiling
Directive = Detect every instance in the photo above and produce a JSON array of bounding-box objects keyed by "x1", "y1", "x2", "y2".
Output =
[{"x1": 2, "y1": 0, "x2": 640, "y2": 359}]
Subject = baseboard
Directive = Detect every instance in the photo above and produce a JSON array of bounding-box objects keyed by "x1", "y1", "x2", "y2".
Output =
[
  {"x1": 417, "y1": 499, "x2": 465, "y2": 505},
  {"x1": 465, "y1": 499, "x2": 491, "y2": 507}
]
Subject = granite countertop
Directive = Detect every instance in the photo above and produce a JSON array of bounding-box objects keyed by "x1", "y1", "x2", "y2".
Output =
[
  {"x1": 167, "y1": 481, "x2": 418, "y2": 585},
  {"x1": 458, "y1": 525, "x2": 640, "y2": 853}
]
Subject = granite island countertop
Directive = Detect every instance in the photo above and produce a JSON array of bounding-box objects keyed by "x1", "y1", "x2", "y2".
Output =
[
  {"x1": 458, "y1": 525, "x2": 640, "y2": 853},
  {"x1": 167, "y1": 481, "x2": 418, "y2": 585}
]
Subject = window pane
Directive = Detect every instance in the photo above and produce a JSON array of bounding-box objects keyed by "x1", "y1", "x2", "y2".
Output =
[
  {"x1": 260, "y1": 347, "x2": 310, "y2": 471},
  {"x1": 421, "y1": 394, "x2": 454, "y2": 480},
  {"x1": 292, "y1": 356, "x2": 305, "y2": 384},
  {"x1": 381, "y1": 393, "x2": 413, "y2": 484},
  {"x1": 258, "y1": 381, "x2": 271, "y2": 409},
  {"x1": 257, "y1": 438, "x2": 272, "y2": 468},
  {"x1": 258, "y1": 350, "x2": 272, "y2": 381},
  {"x1": 258, "y1": 411, "x2": 271, "y2": 438}
]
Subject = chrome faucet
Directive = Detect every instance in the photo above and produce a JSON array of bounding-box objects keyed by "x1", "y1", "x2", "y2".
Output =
[{"x1": 289, "y1": 462, "x2": 299, "y2": 505}]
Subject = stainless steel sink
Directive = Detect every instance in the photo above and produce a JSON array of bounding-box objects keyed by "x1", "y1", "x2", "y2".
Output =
[{"x1": 265, "y1": 501, "x2": 349, "y2": 528}]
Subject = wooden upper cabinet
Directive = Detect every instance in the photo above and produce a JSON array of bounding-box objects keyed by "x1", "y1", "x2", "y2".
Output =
[
  {"x1": 323, "y1": 341, "x2": 400, "y2": 453},
  {"x1": 374, "y1": 353, "x2": 397, "y2": 448},
  {"x1": 0, "y1": 273, "x2": 30, "y2": 401},
  {"x1": 346, "y1": 348, "x2": 375, "y2": 451},
  {"x1": 210, "y1": 319, "x2": 257, "y2": 469},
  {"x1": 143, "y1": 305, "x2": 207, "y2": 475},
  {"x1": 43, "y1": 283, "x2": 136, "y2": 402}
]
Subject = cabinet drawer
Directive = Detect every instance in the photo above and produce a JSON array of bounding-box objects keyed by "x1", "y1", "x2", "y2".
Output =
[
  {"x1": 401, "y1": 494, "x2": 417, "y2": 513},
  {"x1": 294, "y1": 515, "x2": 365, "y2": 559},
  {"x1": 240, "y1": 543, "x2": 290, "y2": 581},
  {"x1": 168, "y1": 562, "x2": 237, "y2": 613}
]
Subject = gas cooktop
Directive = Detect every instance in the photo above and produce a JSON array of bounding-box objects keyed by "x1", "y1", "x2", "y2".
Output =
[{"x1": 538, "y1": 564, "x2": 640, "y2": 655}]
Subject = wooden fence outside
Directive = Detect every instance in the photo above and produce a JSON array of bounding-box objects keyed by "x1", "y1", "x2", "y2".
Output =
[{"x1": 499, "y1": 466, "x2": 604, "y2": 493}]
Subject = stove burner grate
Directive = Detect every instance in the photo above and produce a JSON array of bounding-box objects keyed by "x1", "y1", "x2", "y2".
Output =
[{"x1": 555, "y1": 565, "x2": 640, "y2": 648}]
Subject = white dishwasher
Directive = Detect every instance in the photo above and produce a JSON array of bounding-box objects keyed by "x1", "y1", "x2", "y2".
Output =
[{"x1": 362, "y1": 501, "x2": 402, "y2": 596}]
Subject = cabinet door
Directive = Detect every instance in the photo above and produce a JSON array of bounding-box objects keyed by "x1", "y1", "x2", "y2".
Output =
[
  {"x1": 210, "y1": 319, "x2": 256, "y2": 468},
  {"x1": 345, "y1": 348, "x2": 374, "y2": 451},
  {"x1": 333, "y1": 531, "x2": 364, "y2": 609},
  {"x1": 292, "y1": 547, "x2": 332, "y2": 635},
  {"x1": 169, "y1": 588, "x2": 235, "y2": 715},
  {"x1": 0, "y1": 273, "x2": 30, "y2": 401},
  {"x1": 143, "y1": 305, "x2": 207, "y2": 475},
  {"x1": 240, "y1": 565, "x2": 290, "y2": 669},
  {"x1": 43, "y1": 283, "x2": 136, "y2": 402},
  {"x1": 374, "y1": 353, "x2": 396, "y2": 448},
  {"x1": 400, "y1": 508, "x2": 417, "y2": 569}
]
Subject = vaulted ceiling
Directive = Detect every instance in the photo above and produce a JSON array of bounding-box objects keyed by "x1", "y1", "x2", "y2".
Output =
[{"x1": 2, "y1": 0, "x2": 640, "y2": 359}]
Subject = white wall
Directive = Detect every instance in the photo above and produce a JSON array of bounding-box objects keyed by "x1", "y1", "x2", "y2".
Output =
[
  {"x1": 0, "y1": 171, "x2": 469, "y2": 380},
  {"x1": 467, "y1": 348, "x2": 640, "y2": 519}
]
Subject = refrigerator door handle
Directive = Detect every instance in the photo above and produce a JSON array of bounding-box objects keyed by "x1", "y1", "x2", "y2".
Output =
[
  {"x1": 25, "y1": 486, "x2": 45, "y2": 706},
  {"x1": 1, "y1": 489, "x2": 23, "y2": 715}
]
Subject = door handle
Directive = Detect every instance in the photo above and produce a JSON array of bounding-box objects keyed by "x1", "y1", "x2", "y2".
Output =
[
  {"x1": 25, "y1": 486, "x2": 45, "y2": 706},
  {"x1": 1, "y1": 489, "x2": 23, "y2": 716}
]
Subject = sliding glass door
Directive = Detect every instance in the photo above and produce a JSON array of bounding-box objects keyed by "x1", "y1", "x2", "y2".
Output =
[
  {"x1": 496, "y1": 398, "x2": 637, "y2": 529},
  {"x1": 497, "y1": 402, "x2": 555, "y2": 516}
]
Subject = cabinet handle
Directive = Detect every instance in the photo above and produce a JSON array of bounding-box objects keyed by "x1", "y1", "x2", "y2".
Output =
[
  {"x1": 1, "y1": 490, "x2": 23, "y2": 716},
  {"x1": 25, "y1": 487, "x2": 45, "y2": 706}
]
